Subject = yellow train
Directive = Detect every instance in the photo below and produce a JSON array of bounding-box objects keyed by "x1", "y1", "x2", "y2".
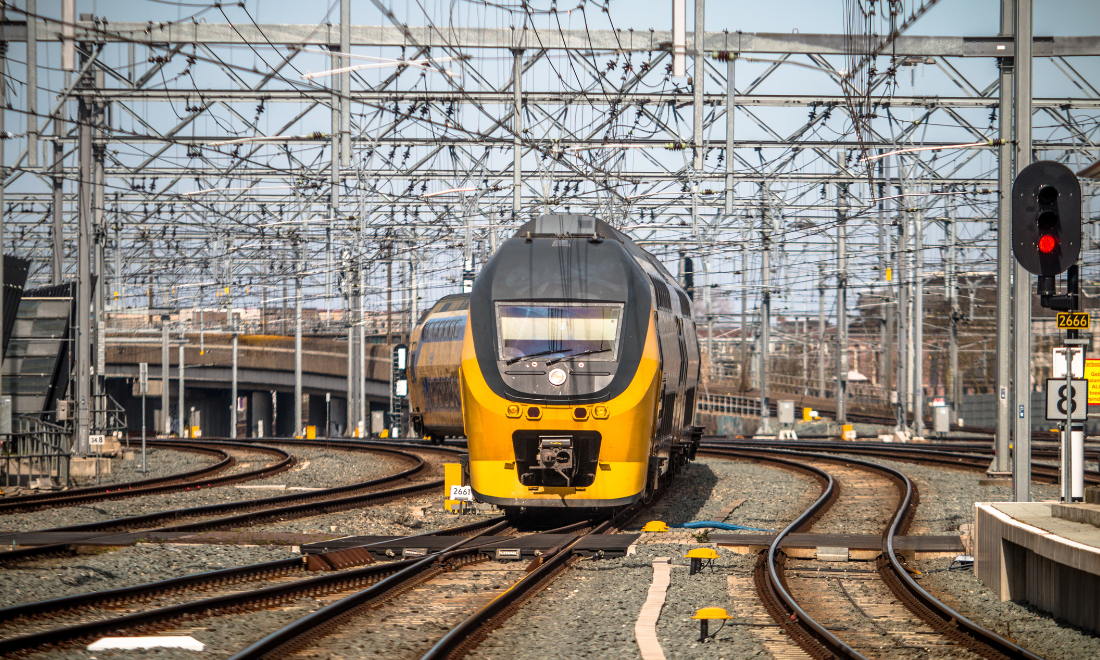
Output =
[{"x1": 409, "y1": 214, "x2": 701, "y2": 510}]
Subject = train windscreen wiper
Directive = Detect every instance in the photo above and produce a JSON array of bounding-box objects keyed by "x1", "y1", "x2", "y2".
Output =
[
  {"x1": 545, "y1": 348, "x2": 611, "y2": 365},
  {"x1": 504, "y1": 348, "x2": 572, "y2": 366}
]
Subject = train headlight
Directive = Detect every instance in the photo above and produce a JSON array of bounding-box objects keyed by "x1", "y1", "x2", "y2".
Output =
[
  {"x1": 548, "y1": 368, "x2": 568, "y2": 386},
  {"x1": 593, "y1": 405, "x2": 609, "y2": 419},
  {"x1": 506, "y1": 404, "x2": 521, "y2": 418}
]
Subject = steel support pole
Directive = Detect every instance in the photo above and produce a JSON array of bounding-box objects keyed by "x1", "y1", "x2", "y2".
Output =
[
  {"x1": 1013, "y1": 0, "x2": 1034, "y2": 502},
  {"x1": 512, "y1": 49, "x2": 523, "y2": 224},
  {"x1": 818, "y1": 268, "x2": 826, "y2": 398},
  {"x1": 75, "y1": 72, "x2": 92, "y2": 455},
  {"x1": 51, "y1": 113, "x2": 64, "y2": 283},
  {"x1": 992, "y1": 0, "x2": 1015, "y2": 476},
  {"x1": 340, "y1": 0, "x2": 350, "y2": 168},
  {"x1": 725, "y1": 56, "x2": 735, "y2": 216},
  {"x1": 760, "y1": 230, "x2": 770, "y2": 434},
  {"x1": 836, "y1": 179, "x2": 848, "y2": 425},
  {"x1": 739, "y1": 242, "x2": 747, "y2": 389},
  {"x1": 178, "y1": 339, "x2": 185, "y2": 436},
  {"x1": 914, "y1": 207, "x2": 925, "y2": 437},
  {"x1": 162, "y1": 319, "x2": 169, "y2": 434},
  {"x1": 948, "y1": 205, "x2": 960, "y2": 424},
  {"x1": 92, "y1": 68, "x2": 105, "y2": 435},
  {"x1": 0, "y1": 27, "x2": 5, "y2": 429},
  {"x1": 693, "y1": 0, "x2": 704, "y2": 173},
  {"x1": 672, "y1": 0, "x2": 686, "y2": 77},
  {"x1": 26, "y1": 1, "x2": 37, "y2": 169},
  {"x1": 294, "y1": 265, "x2": 303, "y2": 438},
  {"x1": 896, "y1": 165, "x2": 909, "y2": 431},
  {"x1": 231, "y1": 332, "x2": 238, "y2": 439}
]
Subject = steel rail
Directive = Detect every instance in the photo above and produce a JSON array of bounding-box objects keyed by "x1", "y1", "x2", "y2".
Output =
[
  {"x1": 0, "y1": 443, "x2": 431, "y2": 565},
  {"x1": 705, "y1": 439, "x2": 1100, "y2": 485},
  {"x1": 227, "y1": 517, "x2": 541, "y2": 660},
  {"x1": 713, "y1": 445, "x2": 1045, "y2": 660},
  {"x1": 0, "y1": 440, "x2": 303, "y2": 514},
  {"x1": 0, "y1": 442, "x2": 236, "y2": 512},
  {"x1": 418, "y1": 483, "x2": 665, "y2": 660},
  {"x1": 0, "y1": 515, "x2": 503, "y2": 627},
  {"x1": 702, "y1": 448, "x2": 866, "y2": 660}
]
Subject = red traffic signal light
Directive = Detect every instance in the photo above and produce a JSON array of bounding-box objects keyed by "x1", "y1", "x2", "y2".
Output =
[
  {"x1": 1011, "y1": 161, "x2": 1081, "y2": 276},
  {"x1": 1038, "y1": 234, "x2": 1058, "y2": 254}
]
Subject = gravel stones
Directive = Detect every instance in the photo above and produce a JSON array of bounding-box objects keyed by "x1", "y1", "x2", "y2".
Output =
[
  {"x1": 829, "y1": 452, "x2": 1060, "y2": 535},
  {"x1": 472, "y1": 455, "x2": 812, "y2": 660},
  {"x1": 0, "y1": 543, "x2": 294, "y2": 608},
  {"x1": 68, "y1": 447, "x2": 218, "y2": 489},
  {"x1": 914, "y1": 559, "x2": 1100, "y2": 660},
  {"x1": 0, "y1": 445, "x2": 413, "y2": 532}
]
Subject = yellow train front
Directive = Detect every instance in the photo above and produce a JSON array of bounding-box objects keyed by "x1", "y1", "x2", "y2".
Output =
[{"x1": 410, "y1": 214, "x2": 701, "y2": 511}]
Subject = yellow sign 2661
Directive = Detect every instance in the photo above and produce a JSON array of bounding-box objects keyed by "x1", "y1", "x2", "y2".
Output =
[{"x1": 1056, "y1": 312, "x2": 1090, "y2": 329}]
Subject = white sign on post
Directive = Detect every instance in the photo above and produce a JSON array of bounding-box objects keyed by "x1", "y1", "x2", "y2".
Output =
[
  {"x1": 449, "y1": 485, "x2": 475, "y2": 502},
  {"x1": 89, "y1": 434, "x2": 106, "y2": 446},
  {"x1": 138, "y1": 363, "x2": 149, "y2": 395},
  {"x1": 1052, "y1": 348, "x2": 1085, "y2": 378},
  {"x1": 1045, "y1": 378, "x2": 1089, "y2": 421}
]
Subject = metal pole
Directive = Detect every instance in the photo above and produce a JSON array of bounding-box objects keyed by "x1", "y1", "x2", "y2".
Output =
[
  {"x1": 896, "y1": 163, "x2": 909, "y2": 431},
  {"x1": 948, "y1": 204, "x2": 960, "y2": 423},
  {"x1": 760, "y1": 207, "x2": 770, "y2": 433},
  {"x1": 294, "y1": 260, "x2": 303, "y2": 437},
  {"x1": 693, "y1": 0, "x2": 704, "y2": 173},
  {"x1": 141, "y1": 391, "x2": 146, "y2": 472},
  {"x1": 162, "y1": 318, "x2": 169, "y2": 434},
  {"x1": 914, "y1": 205, "x2": 925, "y2": 437},
  {"x1": 231, "y1": 332, "x2": 238, "y2": 439},
  {"x1": 672, "y1": 0, "x2": 687, "y2": 77},
  {"x1": 26, "y1": 0, "x2": 37, "y2": 169},
  {"x1": 725, "y1": 50, "x2": 735, "y2": 217},
  {"x1": 340, "y1": 0, "x2": 350, "y2": 169},
  {"x1": 93, "y1": 67, "x2": 105, "y2": 435},
  {"x1": 75, "y1": 55, "x2": 92, "y2": 455},
  {"x1": 740, "y1": 245, "x2": 748, "y2": 391},
  {"x1": 512, "y1": 49, "x2": 524, "y2": 225},
  {"x1": 836, "y1": 177, "x2": 848, "y2": 425},
  {"x1": 878, "y1": 155, "x2": 893, "y2": 400},
  {"x1": 0, "y1": 23, "x2": 5, "y2": 434},
  {"x1": 818, "y1": 268, "x2": 826, "y2": 398},
  {"x1": 52, "y1": 108, "x2": 64, "y2": 284},
  {"x1": 178, "y1": 338, "x2": 185, "y2": 437},
  {"x1": 992, "y1": 0, "x2": 1015, "y2": 477},
  {"x1": 1013, "y1": 0, "x2": 1034, "y2": 502}
]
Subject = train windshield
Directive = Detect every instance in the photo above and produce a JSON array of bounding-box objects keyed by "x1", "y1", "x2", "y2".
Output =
[{"x1": 496, "y1": 303, "x2": 623, "y2": 362}]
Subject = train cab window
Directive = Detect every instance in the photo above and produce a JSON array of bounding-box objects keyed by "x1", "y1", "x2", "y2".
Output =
[{"x1": 495, "y1": 302, "x2": 624, "y2": 362}]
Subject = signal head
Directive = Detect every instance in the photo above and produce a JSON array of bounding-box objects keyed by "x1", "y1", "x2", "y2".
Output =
[{"x1": 1011, "y1": 161, "x2": 1082, "y2": 276}]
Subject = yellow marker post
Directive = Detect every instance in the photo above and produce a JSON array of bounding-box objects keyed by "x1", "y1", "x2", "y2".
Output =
[
  {"x1": 444, "y1": 463, "x2": 467, "y2": 512},
  {"x1": 692, "y1": 607, "x2": 732, "y2": 642},
  {"x1": 306, "y1": 425, "x2": 316, "y2": 439},
  {"x1": 803, "y1": 407, "x2": 813, "y2": 422}
]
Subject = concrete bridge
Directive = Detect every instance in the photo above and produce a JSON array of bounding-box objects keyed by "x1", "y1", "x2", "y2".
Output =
[{"x1": 104, "y1": 332, "x2": 395, "y2": 437}]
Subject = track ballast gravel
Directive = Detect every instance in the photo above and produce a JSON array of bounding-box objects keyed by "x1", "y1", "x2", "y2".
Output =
[
  {"x1": 67, "y1": 447, "x2": 219, "y2": 489},
  {"x1": 0, "y1": 445, "x2": 412, "y2": 532}
]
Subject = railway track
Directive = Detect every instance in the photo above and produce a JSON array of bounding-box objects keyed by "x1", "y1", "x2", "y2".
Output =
[
  {"x1": 0, "y1": 442, "x2": 455, "y2": 566},
  {"x1": 0, "y1": 441, "x2": 294, "y2": 515},
  {"x1": 709, "y1": 446, "x2": 1042, "y2": 660},
  {"x1": 706, "y1": 438, "x2": 1100, "y2": 486},
  {"x1": 0, "y1": 516, "x2": 508, "y2": 655},
  {"x1": 225, "y1": 484, "x2": 655, "y2": 659}
]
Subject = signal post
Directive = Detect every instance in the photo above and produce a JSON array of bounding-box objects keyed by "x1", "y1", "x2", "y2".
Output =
[{"x1": 1011, "y1": 160, "x2": 1083, "y2": 501}]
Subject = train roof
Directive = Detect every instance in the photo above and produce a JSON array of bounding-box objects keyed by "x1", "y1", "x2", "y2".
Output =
[{"x1": 515, "y1": 214, "x2": 678, "y2": 284}]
